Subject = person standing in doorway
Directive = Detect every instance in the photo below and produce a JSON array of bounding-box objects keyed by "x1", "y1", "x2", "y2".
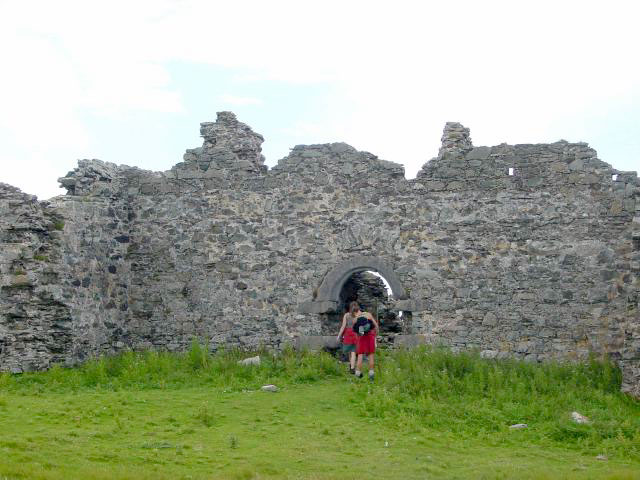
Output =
[
  {"x1": 337, "y1": 301, "x2": 359, "y2": 374},
  {"x1": 352, "y1": 304, "x2": 379, "y2": 381}
]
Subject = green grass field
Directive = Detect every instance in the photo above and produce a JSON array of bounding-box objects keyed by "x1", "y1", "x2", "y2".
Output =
[{"x1": 1, "y1": 345, "x2": 639, "y2": 479}]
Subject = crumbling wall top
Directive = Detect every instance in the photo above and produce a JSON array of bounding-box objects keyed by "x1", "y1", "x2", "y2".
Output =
[
  {"x1": 271, "y1": 142, "x2": 405, "y2": 185},
  {"x1": 439, "y1": 121, "x2": 473, "y2": 158},
  {"x1": 57, "y1": 159, "x2": 129, "y2": 196},
  {"x1": 417, "y1": 122, "x2": 639, "y2": 194},
  {"x1": 55, "y1": 113, "x2": 638, "y2": 199},
  {"x1": 175, "y1": 111, "x2": 265, "y2": 175}
]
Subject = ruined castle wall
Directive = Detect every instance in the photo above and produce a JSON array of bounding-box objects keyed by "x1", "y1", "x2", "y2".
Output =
[
  {"x1": 0, "y1": 184, "x2": 72, "y2": 371},
  {"x1": 0, "y1": 180, "x2": 134, "y2": 371},
  {"x1": 51, "y1": 194, "x2": 133, "y2": 362},
  {"x1": 1, "y1": 113, "x2": 638, "y2": 396}
]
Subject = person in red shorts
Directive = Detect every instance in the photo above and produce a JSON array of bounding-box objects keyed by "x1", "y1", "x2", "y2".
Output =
[
  {"x1": 337, "y1": 301, "x2": 359, "y2": 374},
  {"x1": 352, "y1": 304, "x2": 379, "y2": 381}
]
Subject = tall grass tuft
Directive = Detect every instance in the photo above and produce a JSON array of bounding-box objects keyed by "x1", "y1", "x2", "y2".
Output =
[
  {"x1": 187, "y1": 338, "x2": 210, "y2": 371},
  {"x1": 195, "y1": 402, "x2": 215, "y2": 427}
]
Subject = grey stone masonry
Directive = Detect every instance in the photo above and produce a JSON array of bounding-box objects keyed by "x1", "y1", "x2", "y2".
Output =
[
  {"x1": 180, "y1": 111, "x2": 266, "y2": 175},
  {"x1": 438, "y1": 122, "x2": 473, "y2": 158},
  {"x1": 0, "y1": 184, "x2": 72, "y2": 371},
  {"x1": 1, "y1": 112, "x2": 638, "y2": 398}
]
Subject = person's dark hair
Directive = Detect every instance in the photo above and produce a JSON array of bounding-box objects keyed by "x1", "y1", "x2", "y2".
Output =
[{"x1": 349, "y1": 301, "x2": 359, "y2": 315}]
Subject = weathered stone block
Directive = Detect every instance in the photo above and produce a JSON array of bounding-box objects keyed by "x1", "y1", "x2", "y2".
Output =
[{"x1": 298, "y1": 301, "x2": 339, "y2": 314}]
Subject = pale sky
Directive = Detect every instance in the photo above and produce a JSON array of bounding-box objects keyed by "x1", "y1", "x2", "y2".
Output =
[{"x1": 1, "y1": 0, "x2": 639, "y2": 199}]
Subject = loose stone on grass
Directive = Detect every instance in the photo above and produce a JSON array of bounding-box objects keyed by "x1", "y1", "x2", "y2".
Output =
[
  {"x1": 238, "y1": 356, "x2": 260, "y2": 366},
  {"x1": 571, "y1": 411, "x2": 590, "y2": 424}
]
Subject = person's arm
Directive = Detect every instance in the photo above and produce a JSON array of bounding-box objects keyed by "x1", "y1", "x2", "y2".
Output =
[
  {"x1": 337, "y1": 314, "x2": 347, "y2": 341},
  {"x1": 368, "y1": 312, "x2": 379, "y2": 334}
]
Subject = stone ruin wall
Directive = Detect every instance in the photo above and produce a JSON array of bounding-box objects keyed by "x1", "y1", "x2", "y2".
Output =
[{"x1": 1, "y1": 112, "x2": 638, "y2": 397}]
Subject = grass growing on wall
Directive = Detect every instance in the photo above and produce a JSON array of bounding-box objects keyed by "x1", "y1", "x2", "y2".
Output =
[{"x1": 0, "y1": 344, "x2": 639, "y2": 479}]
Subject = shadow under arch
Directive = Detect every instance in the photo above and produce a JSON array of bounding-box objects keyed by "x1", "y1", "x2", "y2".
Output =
[{"x1": 299, "y1": 256, "x2": 409, "y2": 314}]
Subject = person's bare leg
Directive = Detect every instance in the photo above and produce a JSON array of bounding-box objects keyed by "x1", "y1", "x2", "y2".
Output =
[
  {"x1": 350, "y1": 351, "x2": 356, "y2": 370},
  {"x1": 368, "y1": 354, "x2": 375, "y2": 380},
  {"x1": 356, "y1": 354, "x2": 363, "y2": 377}
]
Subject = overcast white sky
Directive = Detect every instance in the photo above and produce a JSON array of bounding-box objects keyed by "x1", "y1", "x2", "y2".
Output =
[{"x1": 1, "y1": 0, "x2": 639, "y2": 199}]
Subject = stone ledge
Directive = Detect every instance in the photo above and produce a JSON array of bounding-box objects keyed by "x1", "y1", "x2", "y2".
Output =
[
  {"x1": 298, "y1": 300, "x2": 339, "y2": 314},
  {"x1": 292, "y1": 335, "x2": 339, "y2": 350},
  {"x1": 291, "y1": 334, "x2": 430, "y2": 351}
]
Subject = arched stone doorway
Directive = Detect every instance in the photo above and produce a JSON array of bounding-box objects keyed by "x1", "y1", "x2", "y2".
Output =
[
  {"x1": 324, "y1": 269, "x2": 413, "y2": 343},
  {"x1": 317, "y1": 256, "x2": 408, "y2": 304},
  {"x1": 300, "y1": 256, "x2": 408, "y2": 311},
  {"x1": 298, "y1": 256, "x2": 420, "y2": 348}
]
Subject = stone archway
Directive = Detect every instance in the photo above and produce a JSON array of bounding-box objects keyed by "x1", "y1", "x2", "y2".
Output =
[
  {"x1": 299, "y1": 256, "x2": 408, "y2": 314},
  {"x1": 296, "y1": 256, "x2": 423, "y2": 350}
]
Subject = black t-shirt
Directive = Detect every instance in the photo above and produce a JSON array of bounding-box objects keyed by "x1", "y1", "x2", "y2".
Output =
[{"x1": 353, "y1": 315, "x2": 373, "y2": 336}]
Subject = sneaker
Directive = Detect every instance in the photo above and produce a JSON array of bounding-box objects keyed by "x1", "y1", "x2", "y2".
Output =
[
  {"x1": 368, "y1": 372, "x2": 374, "y2": 382},
  {"x1": 355, "y1": 371, "x2": 363, "y2": 378},
  {"x1": 349, "y1": 367, "x2": 355, "y2": 375}
]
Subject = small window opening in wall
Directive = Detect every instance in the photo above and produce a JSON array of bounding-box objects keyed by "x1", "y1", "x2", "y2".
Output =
[
  {"x1": 612, "y1": 174, "x2": 618, "y2": 181},
  {"x1": 508, "y1": 167, "x2": 514, "y2": 176}
]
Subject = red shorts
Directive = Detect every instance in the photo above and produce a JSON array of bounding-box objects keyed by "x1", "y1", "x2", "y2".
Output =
[
  {"x1": 356, "y1": 332, "x2": 376, "y2": 354},
  {"x1": 342, "y1": 327, "x2": 357, "y2": 345}
]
